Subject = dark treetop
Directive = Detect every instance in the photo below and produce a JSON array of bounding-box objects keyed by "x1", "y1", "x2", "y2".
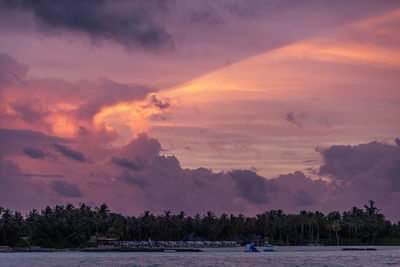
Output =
[{"x1": 1, "y1": 200, "x2": 399, "y2": 248}]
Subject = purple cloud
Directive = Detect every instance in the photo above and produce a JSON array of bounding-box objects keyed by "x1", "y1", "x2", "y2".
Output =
[
  {"x1": 230, "y1": 170, "x2": 269, "y2": 204},
  {"x1": 118, "y1": 172, "x2": 148, "y2": 188},
  {"x1": 318, "y1": 141, "x2": 400, "y2": 182},
  {"x1": 53, "y1": 143, "x2": 86, "y2": 162},
  {"x1": 11, "y1": 99, "x2": 50, "y2": 124},
  {"x1": 2, "y1": 127, "x2": 400, "y2": 220},
  {"x1": 23, "y1": 147, "x2": 46, "y2": 159},
  {"x1": 50, "y1": 180, "x2": 83, "y2": 198},
  {"x1": 0, "y1": 128, "x2": 67, "y2": 156},
  {"x1": 77, "y1": 79, "x2": 154, "y2": 120},
  {"x1": 1, "y1": 0, "x2": 173, "y2": 50},
  {"x1": 317, "y1": 140, "x2": 400, "y2": 220},
  {"x1": 0, "y1": 156, "x2": 50, "y2": 213},
  {"x1": 112, "y1": 156, "x2": 147, "y2": 171}
]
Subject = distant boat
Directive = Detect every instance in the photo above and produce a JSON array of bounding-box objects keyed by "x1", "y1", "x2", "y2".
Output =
[
  {"x1": 163, "y1": 249, "x2": 177, "y2": 253},
  {"x1": 342, "y1": 248, "x2": 377, "y2": 251},
  {"x1": 263, "y1": 241, "x2": 276, "y2": 252},
  {"x1": 263, "y1": 248, "x2": 275, "y2": 252}
]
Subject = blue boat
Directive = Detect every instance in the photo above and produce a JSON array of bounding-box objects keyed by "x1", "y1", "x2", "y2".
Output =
[
  {"x1": 244, "y1": 243, "x2": 260, "y2": 252},
  {"x1": 263, "y1": 248, "x2": 275, "y2": 252},
  {"x1": 262, "y1": 241, "x2": 276, "y2": 252}
]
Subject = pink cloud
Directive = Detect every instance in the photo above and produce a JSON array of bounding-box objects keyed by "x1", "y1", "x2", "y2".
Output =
[{"x1": 0, "y1": 2, "x2": 400, "y2": 222}]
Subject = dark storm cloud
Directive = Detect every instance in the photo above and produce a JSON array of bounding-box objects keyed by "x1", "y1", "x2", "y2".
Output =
[
  {"x1": 49, "y1": 180, "x2": 83, "y2": 197},
  {"x1": 23, "y1": 147, "x2": 45, "y2": 159},
  {"x1": 4, "y1": 126, "x2": 400, "y2": 219},
  {"x1": 53, "y1": 143, "x2": 86, "y2": 162},
  {"x1": 112, "y1": 156, "x2": 147, "y2": 171},
  {"x1": 314, "y1": 140, "x2": 400, "y2": 220},
  {"x1": 317, "y1": 141, "x2": 400, "y2": 181},
  {"x1": 264, "y1": 171, "x2": 328, "y2": 209},
  {"x1": 1, "y1": 0, "x2": 173, "y2": 50},
  {"x1": 230, "y1": 170, "x2": 269, "y2": 204},
  {"x1": 106, "y1": 133, "x2": 331, "y2": 214}
]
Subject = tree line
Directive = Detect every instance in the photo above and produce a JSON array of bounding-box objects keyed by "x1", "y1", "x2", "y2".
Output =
[{"x1": 0, "y1": 200, "x2": 399, "y2": 248}]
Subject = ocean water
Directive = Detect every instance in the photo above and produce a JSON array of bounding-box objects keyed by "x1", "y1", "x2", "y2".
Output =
[{"x1": 1, "y1": 250, "x2": 399, "y2": 267}]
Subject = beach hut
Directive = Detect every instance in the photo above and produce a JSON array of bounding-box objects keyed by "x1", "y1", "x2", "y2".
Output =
[
  {"x1": 185, "y1": 241, "x2": 194, "y2": 247},
  {"x1": 96, "y1": 237, "x2": 118, "y2": 246},
  {"x1": 195, "y1": 241, "x2": 204, "y2": 247}
]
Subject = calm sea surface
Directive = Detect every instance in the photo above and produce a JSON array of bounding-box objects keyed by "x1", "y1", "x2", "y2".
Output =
[{"x1": 1, "y1": 250, "x2": 400, "y2": 267}]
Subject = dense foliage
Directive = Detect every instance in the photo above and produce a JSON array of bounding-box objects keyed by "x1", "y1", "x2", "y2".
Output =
[{"x1": 0, "y1": 201, "x2": 399, "y2": 248}]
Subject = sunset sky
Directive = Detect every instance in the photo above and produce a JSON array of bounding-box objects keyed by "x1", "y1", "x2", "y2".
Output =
[{"x1": 1, "y1": 0, "x2": 400, "y2": 220}]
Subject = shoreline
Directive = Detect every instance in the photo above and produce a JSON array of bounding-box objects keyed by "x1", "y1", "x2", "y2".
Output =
[
  {"x1": 1, "y1": 245, "x2": 400, "y2": 253},
  {"x1": 202, "y1": 245, "x2": 400, "y2": 252}
]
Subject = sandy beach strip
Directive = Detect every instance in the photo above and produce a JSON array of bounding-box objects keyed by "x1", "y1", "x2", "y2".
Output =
[{"x1": 200, "y1": 246, "x2": 400, "y2": 252}]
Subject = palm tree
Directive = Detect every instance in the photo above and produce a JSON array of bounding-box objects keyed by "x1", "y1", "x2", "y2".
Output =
[
  {"x1": 0, "y1": 209, "x2": 17, "y2": 245},
  {"x1": 332, "y1": 220, "x2": 341, "y2": 246},
  {"x1": 314, "y1": 211, "x2": 324, "y2": 245},
  {"x1": 299, "y1": 210, "x2": 307, "y2": 244}
]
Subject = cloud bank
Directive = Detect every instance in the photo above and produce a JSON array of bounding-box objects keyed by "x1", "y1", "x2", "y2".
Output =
[{"x1": 2, "y1": 124, "x2": 399, "y2": 220}]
